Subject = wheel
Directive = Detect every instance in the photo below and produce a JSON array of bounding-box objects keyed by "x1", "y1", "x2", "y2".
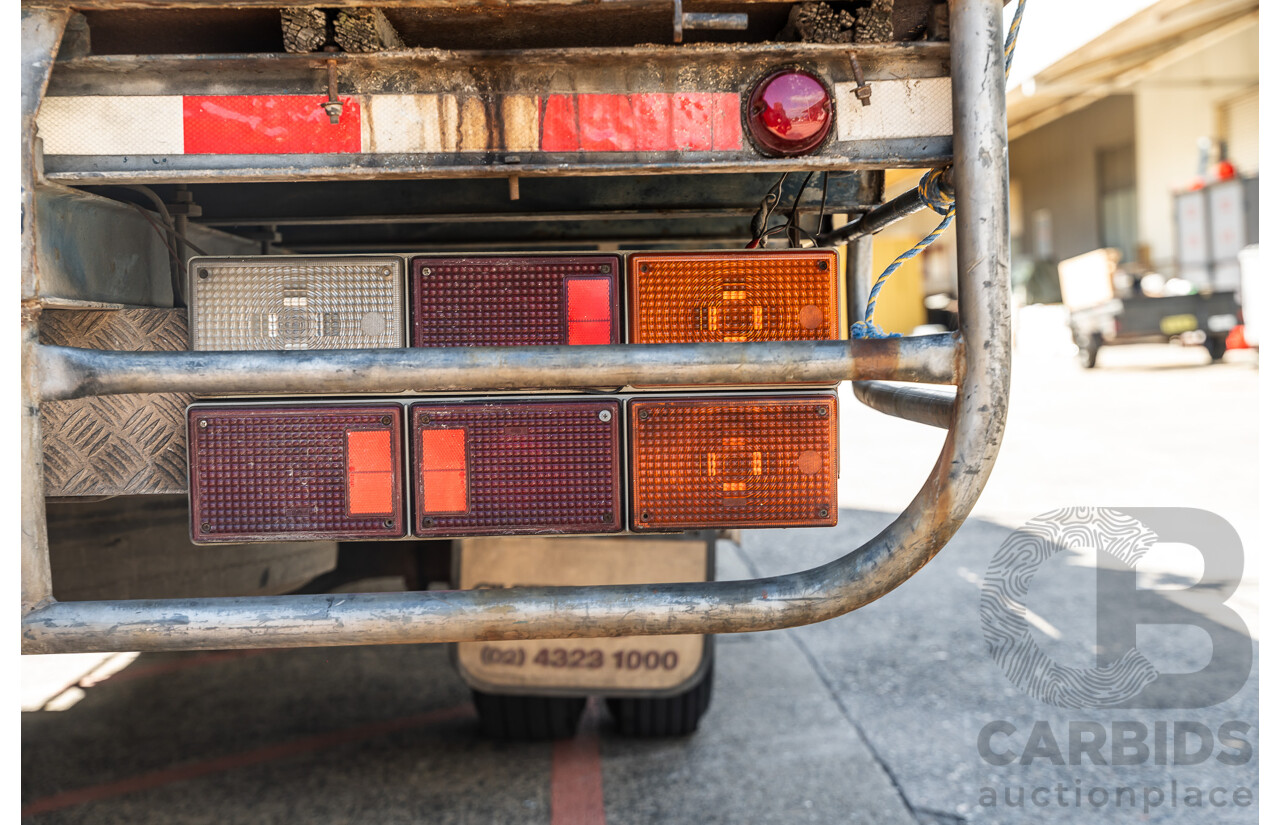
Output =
[
  {"x1": 471, "y1": 691, "x2": 586, "y2": 741},
  {"x1": 1205, "y1": 335, "x2": 1227, "y2": 362},
  {"x1": 1076, "y1": 334, "x2": 1101, "y2": 369},
  {"x1": 606, "y1": 647, "x2": 713, "y2": 737}
]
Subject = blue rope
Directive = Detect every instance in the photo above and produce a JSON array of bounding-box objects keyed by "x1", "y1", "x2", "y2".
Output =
[{"x1": 852, "y1": 0, "x2": 1026, "y2": 340}]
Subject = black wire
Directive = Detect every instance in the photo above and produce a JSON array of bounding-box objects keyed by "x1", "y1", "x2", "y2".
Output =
[
  {"x1": 787, "y1": 171, "x2": 817, "y2": 248},
  {"x1": 129, "y1": 203, "x2": 187, "y2": 306},
  {"x1": 750, "y1": 173, "x2": 790, "y2": 246},
  {"x1": 818, "y1": 172, "x2": 830, "y2": 239}
]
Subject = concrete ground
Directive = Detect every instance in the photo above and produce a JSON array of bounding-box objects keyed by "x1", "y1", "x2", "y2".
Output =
[{"x1": 22, "y1": 313, "x2": 1260, "y2": 823}]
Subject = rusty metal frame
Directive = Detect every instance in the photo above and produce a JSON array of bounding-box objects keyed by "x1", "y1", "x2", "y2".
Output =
[{"x1": 20, "y1": 0, "x2": 1009, "y2": 654}]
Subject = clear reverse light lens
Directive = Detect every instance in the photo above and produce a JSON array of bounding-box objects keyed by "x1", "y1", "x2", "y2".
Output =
[{"x1": 189, "y1": 256, "x2": 405, "y2": 351}]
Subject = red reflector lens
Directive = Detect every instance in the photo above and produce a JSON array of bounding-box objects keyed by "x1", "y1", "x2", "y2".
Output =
[
  {"x1": 630, "y1": 396, "x2": 837, "y2": 530},
  {"x1": 188, "y1": 405, "x2": 403, "y2": 542},
  {"x1": 346, "y1": 429, "x2": 394, "y2": 516},
  {"x1": 420, "y1": 428, "x2": 468, "y2": 513},
  {"x1": 747, "y1": 70, "x2": 833, "y2": 157},
  {"x1": 412, "y1": 255, "x2": 619, "y2": 347},
  {"x1": 412, "y1": 401, "x2": 621, "y2": 536},
  {"x1": 565, "y1": 277, "x2": 613, "y2": 345}
]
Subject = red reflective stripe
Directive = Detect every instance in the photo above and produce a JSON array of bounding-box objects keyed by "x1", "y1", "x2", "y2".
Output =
[
  {"x1": 183, "y1": 95, "x2": 361, "y2": 155},
  {"x1": 541, "y1": 94, "x2": 580, "y2": 151},
  {"x1": 578, "y1": 94, "x2": 635, "y2": 152},
  {"x1": 713, "y1": 92, "x2": 743, "y2": 150},
  {"x1": 672, "y1": 93, "x2": 714, "y2": 151},
  {"x1": 631, "y1": 93, "x2": 673, "y2": 151},
  {"x1": 540, "y1": 93, "x2": 740, "y2": 152}
]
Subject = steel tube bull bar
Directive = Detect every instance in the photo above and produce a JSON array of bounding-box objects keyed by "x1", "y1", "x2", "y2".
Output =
[{"x1": 20, "y1": 0, "x2": 1009, "y2": 653}]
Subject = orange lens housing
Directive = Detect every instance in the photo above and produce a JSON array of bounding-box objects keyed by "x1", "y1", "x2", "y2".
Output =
[
  {"x1": 629, "y1": 395, "x2": 838, "y2": 531},
  {"x1": 627, "y1": 250, "x2": 840, "y2": 344}
]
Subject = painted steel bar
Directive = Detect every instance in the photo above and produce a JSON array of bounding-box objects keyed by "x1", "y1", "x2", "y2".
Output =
[
  {"x1": 37, "y1": 336, "x2": 960, "y2": 402},
  {"x1": 20, "y1": 0, "x2": 1009, "y2": 654},
  {"x1": 852, "y1": 381, "x2": 955, "y2": 430}
]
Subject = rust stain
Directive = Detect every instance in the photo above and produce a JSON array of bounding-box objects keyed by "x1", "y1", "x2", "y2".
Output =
[
  {"x1": 501, "y1": 95, "x2": 541, "y2": 153},
  {"x1": 438, "y1": 94, "x2": 460, "y2": 153},
  {"x1": 459, "y1": 97, "x2": 490, "y2": 152}
]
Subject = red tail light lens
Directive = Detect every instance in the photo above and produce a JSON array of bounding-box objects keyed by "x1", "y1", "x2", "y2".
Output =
[
  {"x1": 747, "y1": 70, "x2": 833, "y2": 157},
  {"x1": 412, "y1": 255, "x2": 620, "y2": 347},
  {"x1": 628, "y1": 250, "x2": 840, "y2": 344},
  {"x1": 411, "y1": 400, "x2": 622, "y2": 536},
  {"x1": 188, "y1": 405, "x2": 404, "y2": 543},
  {"x1": 630, "y1": 396, "x2": 838, "y2": 530}
]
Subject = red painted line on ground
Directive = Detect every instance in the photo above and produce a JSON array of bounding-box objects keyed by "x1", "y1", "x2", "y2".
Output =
[
  {"x1": 550, "y1": 700, "x2": 606, "y2": 825},
  {"x1": 21, "y1": 703, "x2": 474, "y2": 818},
  {"x1": 183, "y1": 95, "x2": 362, "y2": 155},
  {"x1": 94, "y1": 649, "x2": 273, "y2": 685}
]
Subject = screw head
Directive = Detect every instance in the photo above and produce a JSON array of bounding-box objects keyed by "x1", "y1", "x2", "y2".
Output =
[
  {"x1": 817, "y1": 260, "x2": 829, "y2": 271},
  {"x1": 640, "y1": 511, "x2": 652, "y2": 521},
  {"x1": 379, "y1": 415, "x2": 392, "y2": 426},
  {"x1": 598, "y1": 409, "x2": 613, "y2": 423},
  {"x1": 198, "y1": 269, "x2": 209, "y2": 279},
  {"x1": 422, "y1": 517, "x2": 436, "y2": 528},
  {"x1": 383, "y1": 519, "x2": 395, "y2": 529},
  {"x1": 602, "y1": 512, "x2": 612, "y2": 523},
  {"x1": 381, "y1": 267, "x2": 392, "y2": 277},
  {"x1": 817, "y1": 406, "x2": 828, "y2": 417},
  {"x1": 421, "y1": 267, "x2": 432, "y2": 277},
  {"x1": 200, "y1": 522, "x2": 211, "y2": 533},
  {"x1": 640, "y1": 263, "x2": 651, "y2": 274},
  {"x1": 198, "y1": 419, "x2": 208, "y2": 428},
  {"x1": 819, "y1": 508, "x2": 829, "y2": 518},
  {"x1": 599, "y1": 264, "x2": 612, "y2": 274},
  {"x1": 638, "y1": 409, "x2": 651, "y2": 421}
]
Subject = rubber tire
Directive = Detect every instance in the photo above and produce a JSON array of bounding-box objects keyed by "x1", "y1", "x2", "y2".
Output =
[
  {"x1": 1205, "y1": 336, "x2": 1227, "y2": 362},
  {"x1": 606, "y1": 654, "x2": 713, "y2": 738},
  {"x1": 471, "y1": 691, "x2": 587, "y2": 741},
  {"x1": 1077, "y1": 334, "x2": 1101, "y2": 369}
]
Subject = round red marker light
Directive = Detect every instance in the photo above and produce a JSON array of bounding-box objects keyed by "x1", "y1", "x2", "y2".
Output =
[{"x1": 747, "y1": 70, "x2": 833, "y2": 157}]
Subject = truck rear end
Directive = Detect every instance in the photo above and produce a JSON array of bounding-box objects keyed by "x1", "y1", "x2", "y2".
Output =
[{"x1": 21, "y1": 0, "x2": 1012, "y2": 736}]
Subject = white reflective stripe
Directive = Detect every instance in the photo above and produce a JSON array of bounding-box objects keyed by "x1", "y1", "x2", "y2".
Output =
[
  {"x1": 834, "y1": 77, "x2": 952, "y2": 142},
  {"x1": 37, "y1": 96, "x2": 185, "y2": 156}
]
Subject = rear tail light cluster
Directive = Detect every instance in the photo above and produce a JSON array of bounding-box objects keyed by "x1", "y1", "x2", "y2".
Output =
[
  {"x1": 411, "y1": 400, "x2": 621, "y2": 536},
  {"x1": 188, "y1": 405, "x2": 404, "y2": 543},
  {"x1": 185, "y1": 250, "x2": 843, "y2": 542},
  {"x1": 413, "y1": 255, "x2": 620, "y2": 347},
  {"x1": 187, "y1": 394, "x2": 835, "y2": 541},
  {"x1": 630, "y1": 396, "x2": 838, "y2": 530}
]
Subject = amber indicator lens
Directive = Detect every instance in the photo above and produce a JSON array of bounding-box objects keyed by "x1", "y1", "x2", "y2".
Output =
[
  {"x1": 412, "y1": 255, "x2": 620, "y2": 347},
  {"x1": 411, "y1": 400, "x2": 622, "y2": 537},
  {"x1": 188, "y1": 405, "x2": 404, "y2": 543},
  {"x1": 628, "y1": 250, "x2": 839, "y2": 345},
  {"x1": 188, "y1": 256, "x2": 405, "y2": 351},
  {"x1": 630, "y1": 396, "x2": 838, "y2": 530}
]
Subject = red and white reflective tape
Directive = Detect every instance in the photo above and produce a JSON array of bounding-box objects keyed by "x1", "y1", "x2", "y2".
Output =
[{"x1": 37, "y1": 92, "x2": 744, "y2": 156}]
